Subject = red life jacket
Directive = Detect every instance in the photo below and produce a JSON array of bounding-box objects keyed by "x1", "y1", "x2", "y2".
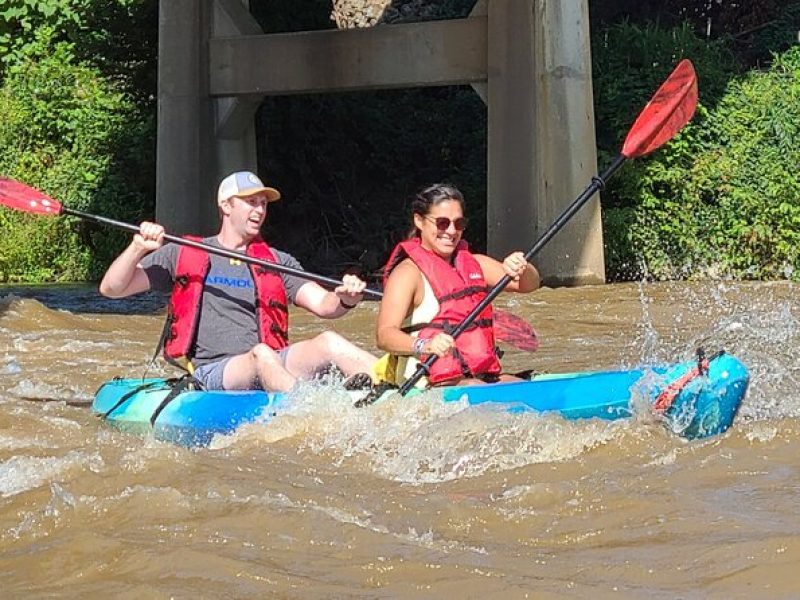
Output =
[
  {"x1": 383, "y1": 238, "x2": 501, "y2": 384},
  {"x1": 164, "y1": 236, "x2": 289, "y2": 364}
]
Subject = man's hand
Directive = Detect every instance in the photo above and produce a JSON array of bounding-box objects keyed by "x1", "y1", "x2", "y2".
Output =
[
  {"x1": 133, "y1": 221, "x2": 165, "y2": 254},
  {"x1": 334, "y1": 273, "x2": 367, "y2": 308}
]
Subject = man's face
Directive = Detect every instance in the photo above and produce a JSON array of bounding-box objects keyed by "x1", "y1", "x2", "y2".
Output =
[{"x1": 225, "y1": 193, "x2": 268, "y2": 237}]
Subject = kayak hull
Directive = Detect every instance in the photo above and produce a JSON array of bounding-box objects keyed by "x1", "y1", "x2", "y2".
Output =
[{"x1": 92, "y1": 352, "x2": 748, "y2": 446}]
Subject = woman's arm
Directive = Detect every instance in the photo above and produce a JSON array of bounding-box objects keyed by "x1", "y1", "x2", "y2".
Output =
[
  {"x1": 376, "y1": 260, "x2": 456, "y2": 359},
  {"x1": 475, "y1": 252, "x2": 540, "y2": 293},
  {"x1": 376, "y1": 260, "x2": 422, "y2": 355}
]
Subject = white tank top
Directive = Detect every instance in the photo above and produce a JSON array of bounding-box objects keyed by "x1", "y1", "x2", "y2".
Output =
[{"x1": 397, "y1": 275, "x2": 439, "y2": 384}]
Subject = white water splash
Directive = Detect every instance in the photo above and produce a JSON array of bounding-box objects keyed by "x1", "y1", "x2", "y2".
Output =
[
  {"x1": 0, "y1": 451, "x2": 104, "y2": 498},
  {"x1": 0, "y1": 355, "x2": 21, "y2": 375}
]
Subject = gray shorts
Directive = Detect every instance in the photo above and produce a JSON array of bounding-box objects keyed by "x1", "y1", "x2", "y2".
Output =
[{"x1": 193, "y1": 346, "x2": 291, "y2": 391}]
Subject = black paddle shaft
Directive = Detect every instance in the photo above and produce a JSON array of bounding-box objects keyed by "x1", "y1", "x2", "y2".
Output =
[
  {"x1": 62, "y1": 207, "x2": 383, "y2": 300},
  {"x1": 398, "y1": 155, "x2": 626, "y2": 395}
]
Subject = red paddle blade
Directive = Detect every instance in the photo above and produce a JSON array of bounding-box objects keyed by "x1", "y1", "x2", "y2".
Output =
[
  {"x1": 494, "y1": 310, "x2": 539, "y2": 352},
  {"x1": 0, "y1": 178, "x2": 64, "y2": 215},
  {"x1": 622, "y1": 59, "x2": 698, "y2": 159}
]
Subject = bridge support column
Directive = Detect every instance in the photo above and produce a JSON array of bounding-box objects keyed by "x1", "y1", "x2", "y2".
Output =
[
  {"x1": 157, "y1": 0, "x2": 261, "y2": 235},
  {"x1": 485, "y1": 0, "x2": 604, "y2": 285},
  {"x1": 156, "y1": 0, "x2": 216, "y2": 234},
  {"x1": 157, "y1": 0, "x2": 605, "y2": 284},
  {"x1": 211, "y1": 0, "x2": 262, "y2": 199}
]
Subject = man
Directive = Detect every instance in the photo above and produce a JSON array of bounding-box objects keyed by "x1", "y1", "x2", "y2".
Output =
[{"x1": 100, "y1": 170, "x2": 377, "y2": 392}]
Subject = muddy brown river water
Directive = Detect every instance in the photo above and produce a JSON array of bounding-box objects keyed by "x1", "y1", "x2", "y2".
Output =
[{"x1": 1, "y1": 281, "x2": 799, "y2": 598}]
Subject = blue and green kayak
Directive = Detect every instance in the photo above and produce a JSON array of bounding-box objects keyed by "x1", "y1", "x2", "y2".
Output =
[{"x1": 92, "y1": 351, "x2": 748, "y2": 447}]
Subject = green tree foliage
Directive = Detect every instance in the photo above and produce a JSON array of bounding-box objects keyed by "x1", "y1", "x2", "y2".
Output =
[
  {"x1": 0, "y1": 0, "x2": 85, "y2": 66},
  {"x1": 592, "y1": 21, "x2": 736, "y2": 168},
  {"x1": 601, "y1": 40, "x2": 800, "y2": 280},
  {"x1": 0, "y1": 0, "x2": 155, "y2": 282},
  {"x1": 0, "y1": 28, "x2": 152, "y2": 282}
]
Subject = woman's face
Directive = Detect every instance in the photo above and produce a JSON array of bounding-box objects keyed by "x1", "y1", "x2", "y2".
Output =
[{"x1": 413, "y1": 199, "x2": 466, "y2": 258}]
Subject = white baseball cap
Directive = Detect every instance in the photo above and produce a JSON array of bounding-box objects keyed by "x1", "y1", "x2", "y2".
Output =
[{"x1": 217, "y1": 171, "x2": 281, "y2": 204}]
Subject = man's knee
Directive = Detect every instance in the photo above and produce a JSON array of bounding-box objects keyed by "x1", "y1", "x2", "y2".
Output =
[
  {"x1": 315, "y1": 330, "x2": 347, "y2": 354},
  {"x1": 251, "y1": 343, "x2": 282, "y2": 366}
]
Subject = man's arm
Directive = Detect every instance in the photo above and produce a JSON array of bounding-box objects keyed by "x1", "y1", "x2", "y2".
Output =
[
  {"x1": 99, "y1": 221, "x2": 164, "y2": 298},
  {"x1": 293, "y1": 274, "x2": 366, "y2": 319}
]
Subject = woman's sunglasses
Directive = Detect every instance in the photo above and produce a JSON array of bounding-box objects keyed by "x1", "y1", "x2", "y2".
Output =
[{"x1": 424, "y1": 215, "x2": 468, "y2": 232}]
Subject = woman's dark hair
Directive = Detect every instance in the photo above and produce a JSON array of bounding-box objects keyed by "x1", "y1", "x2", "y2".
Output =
[{"x1": 408, "y1": 183, "x2": 464, "y2": 238}]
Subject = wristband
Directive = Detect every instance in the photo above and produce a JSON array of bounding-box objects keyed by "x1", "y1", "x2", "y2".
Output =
[
  {"x1": 339, "y1": 297, "x2": 358, "y2": 310},
  {"x1": 412, "y1": 337, "x2": 427, "y2": 358}
]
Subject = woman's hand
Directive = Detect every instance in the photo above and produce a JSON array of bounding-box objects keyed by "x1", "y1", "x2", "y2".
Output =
[
  {"x1": 420, "y1": 333, "x2": 455, "y2": 358},
  {"x1": 502, "y1": 251, "x2": 529, "y2": 281}
]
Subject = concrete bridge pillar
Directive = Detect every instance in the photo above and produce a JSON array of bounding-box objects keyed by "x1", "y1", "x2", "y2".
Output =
[
  {"x1": 157, "y1": 0, "x2": 260, "y2": 235},
  {"x1": 156, "y1": 0, "x2": 215, "y2": 234},
  {"x1": 484, "y1": 0, "x2": 604, "y2": 285}
]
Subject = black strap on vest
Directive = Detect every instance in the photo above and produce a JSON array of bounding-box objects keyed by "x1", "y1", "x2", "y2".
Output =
[
  {"x1": 435, "y1": 285, "x2": 490, "y2": 304},
  {"x1": 270, "y1": 322, "x2": 289, "y2": 343},
  {"x1": 424, "y1": 318, "x2": 494, "y2": 335},
  {"x1": 401, "y1": 318, "x2": 496, "y2": 379},
  {"x1": 266, "y1": 298, "x2": 288, "y2": 312},
  {"x1": 401, "y1": 318, "x2": 494, "y2": 335},
  {"x1": 152, "y1": 312, "x2": 196, "y2": 374},
  {"x1": 152, "y1": 312, "x2": 177, "y2": 366}
]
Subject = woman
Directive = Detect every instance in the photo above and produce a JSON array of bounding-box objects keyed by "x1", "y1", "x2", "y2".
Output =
[{"x1": 376, "y1": 183, "x2": 540, "y2": 388}]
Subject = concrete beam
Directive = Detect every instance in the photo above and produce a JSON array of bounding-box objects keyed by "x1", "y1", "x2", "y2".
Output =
[
  {"x1": 215, "y1": 0, "x2": 262, "y2": 35},
  {"x1": 469, "y1": 0, "x2": 488, "y2": 103},
  {"x1": 214, "y1": 95, "x2": 261, "y2": 139},
  {"x1": 209, "y1": 17, "x2": 487, "y2": 96}
]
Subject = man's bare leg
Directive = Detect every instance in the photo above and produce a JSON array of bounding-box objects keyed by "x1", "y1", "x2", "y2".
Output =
[
  {"x1": 222, "y1": 344, "x2": 297, "y2": 392},
  {"x1": 284, "y1": 331, "x2": 377, "y2": 380}
]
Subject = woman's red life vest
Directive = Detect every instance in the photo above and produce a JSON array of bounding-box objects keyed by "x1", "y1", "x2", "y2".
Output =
[
  {"x1": 383, "y1": 238, "x2": 501, "y2": 384},
  {"x1": 164, "y1": 237, "x2": 289, "y2": 363}
]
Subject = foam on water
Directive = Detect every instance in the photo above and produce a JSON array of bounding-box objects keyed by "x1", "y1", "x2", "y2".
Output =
[
  {"x1": 0, "y1": 451, "x2": 104, "y2": 498},
  {"x1": 623, "y1": 280, "x2": 800, "y2": 424},
  {"x1": 6, "y1": 379, "x2": 89, "y2": 403},
  {"x1": 0, "y1": 356, "x2": 21, "y2": 375},
  {"x1": 203, "y1": 377, "x2": 662, "y2": 484}
]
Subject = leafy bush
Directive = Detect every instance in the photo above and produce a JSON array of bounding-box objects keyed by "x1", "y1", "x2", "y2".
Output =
[
  {"x1": 602, "y1": 43, "x2": 800, "y2": 280},
  {"x1": 0, "y1": 29, "x2": 152, "y2": 282},
  {"x1": 592, "y1": 21, "x2": 736, "y2": 186},
  {"x1": 0, "y1": 0, "x2": 85, "y2": 67}
]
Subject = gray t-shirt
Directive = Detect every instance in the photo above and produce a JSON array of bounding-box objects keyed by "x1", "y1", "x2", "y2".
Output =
[{"x1": 140, "y1": 238, "x2": 307, "y2": 366}]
